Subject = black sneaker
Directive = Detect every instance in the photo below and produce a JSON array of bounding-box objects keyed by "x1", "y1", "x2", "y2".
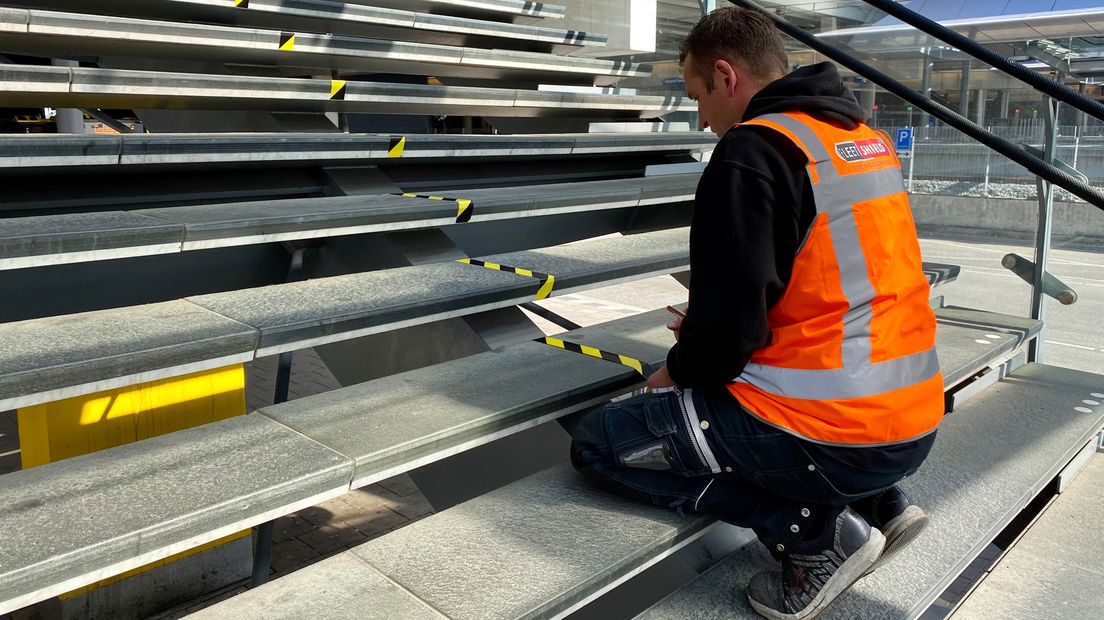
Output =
[
  {"x1": 747, "y1": 507, "x2": 884, "y2": 620},
  {"x1": 851, "y1": 484, "x2": 928, "y2": 572}
]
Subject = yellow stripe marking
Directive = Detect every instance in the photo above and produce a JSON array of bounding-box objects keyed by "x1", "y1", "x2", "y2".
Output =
[
  {"x1": 388, "y1": 136, "x2": 406, "y2": 158},
  {"x1": 534, "y1": 337, "x2": 648, "y2": 377},
  {"x1": 396, "y1": 193, "x2": 474, "y2": 223},
  {"x1": 619, "y1": 355, "x2": 645, "y2": 376},
  {"x1": 279, "y1": 33, "x2": 295, "y2": 51},
  {"x1": 536, "y1": 274, "x2": 555, "y2": 300},
  {"x1": 580, "y1": 345, "x2": 603, "y2": 358},
  {"x1": 457, "y1": 259, "x2": 554, "y2": 300},
  {"x1": 456, "y1": 199, "x2": 474, "y2": 223},
  {"x1": 329, "y1": 79, "x2": 347, "y2": 100}
]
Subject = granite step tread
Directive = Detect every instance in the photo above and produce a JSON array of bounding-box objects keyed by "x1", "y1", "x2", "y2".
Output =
[
  {"x1": 923, "y1": 263, "x2": 960, "y2": 289},
  {"x1": 637, "y1": 363, "x2": 1104, "y2": 620},
  {"x1": 263, "y1": 309, "x2": 674, "y2": 488},
  {"x1": 184, "y1": 227, "x2": 690, "y2": 357},
  {"x1": 0, "y1": 414, "x2": 355, "y2": 617},
  {"x1": 0, "y1": 299, "x2": 259, "y2": 411},
  {"x1": 933, "y1": 305, "x2": 1041, "y2": 389},
  {"x1": 0, "y1": 175, "x2": 699, "y2": 269},
  {"x1": 188, "y1": 464, "x2": 713, "y2": 620},
  {"x1": 0, "y1": 229, "x2": 690, "y2": 411},
  {"x1": 951, "y1": 453, "x2": 1104, "y2": 620},
  {"x1": 0, "y1": 132, "x2": 716, "y2": 171}
]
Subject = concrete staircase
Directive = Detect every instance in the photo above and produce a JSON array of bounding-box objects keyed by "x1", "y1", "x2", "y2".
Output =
[{"x1": 1, "y1": 1, "x2": 1101, "y2": 619}]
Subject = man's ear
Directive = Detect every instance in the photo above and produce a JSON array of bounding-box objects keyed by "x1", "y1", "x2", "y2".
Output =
[{"x1": 713, "y1": 59, "x2": 739, "y2": 96}]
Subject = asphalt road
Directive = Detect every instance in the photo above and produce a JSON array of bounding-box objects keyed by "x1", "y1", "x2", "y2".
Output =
[{"x1": 919, "y1": 234, "x2": 1104, "y2": 375}]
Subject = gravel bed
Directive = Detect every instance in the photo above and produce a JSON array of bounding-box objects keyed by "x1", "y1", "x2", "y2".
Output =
[{"x1": 908, "y1": 179, "x2": 1085, "y2": 202}]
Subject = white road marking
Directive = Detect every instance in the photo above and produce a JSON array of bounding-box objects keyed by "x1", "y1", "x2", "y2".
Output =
[
  {"x1": 1045, "y1": 340, "x2": 1099, "y2": 352},
  {"x1": 932, "y1": 264, "x2": 1104, "y2": 288},
  {"x1": 922, "y1": 239, "x2": 1020, "y2": 255}
]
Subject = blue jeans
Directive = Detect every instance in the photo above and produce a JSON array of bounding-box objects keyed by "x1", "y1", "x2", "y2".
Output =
[{"x1": 568, "y1": 386, "x2": 932, "y2": 555}]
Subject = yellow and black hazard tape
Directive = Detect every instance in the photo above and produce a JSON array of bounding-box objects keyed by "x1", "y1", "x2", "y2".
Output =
[
  {"x1": 279, "y1": 31, "x2": 295, "y2": 51},
  {"x1": 235, "y1": 0, "x2": 249, "y2": 7},
  {"x1": 457, "y1": 258, "x2": 555, "y2": 300},
  {"x1": 387, "y1": 135, "x2": 406, "y2": 158},
  {"x1": 538, "y1": 337, "x2": 647, "y2": 377},
  {"x1": 400, "y1": 193, "x2": 474, "y2": 224},
  {"x1": 330, "y1": 80, "x2": 347, "y2": 101}
]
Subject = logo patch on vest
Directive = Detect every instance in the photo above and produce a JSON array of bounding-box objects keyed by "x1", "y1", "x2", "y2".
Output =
[{"x1": 835, "y1": 138, "x2": 890, "y2": 162}]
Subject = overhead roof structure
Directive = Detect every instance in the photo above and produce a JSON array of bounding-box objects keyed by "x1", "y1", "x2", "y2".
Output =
[
  {"x1": 646, "y1": 1, "x2": 1104, "y2": 82},
  {"x1": 0, "y1": 7, "x2": 646, "y2": 86},
  {"x1": 819, "y1": 7, "x2": 1104, "y2": 48},
  {"x1": 350, "y1": 0, "x2": 568, "y2": 21},
  {"x1": 13, "y1": 0, "x2": 596, "y2": 53}
]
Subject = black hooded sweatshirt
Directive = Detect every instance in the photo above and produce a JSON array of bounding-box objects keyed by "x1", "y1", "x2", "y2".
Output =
[{"x1": 666, "y1": 62, "x2": 866, "y2": 387}]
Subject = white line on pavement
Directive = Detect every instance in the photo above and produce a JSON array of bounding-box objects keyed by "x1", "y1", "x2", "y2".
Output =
[{"x1": 1045, "y1": 340, "x2": 1101, "y2": 352}]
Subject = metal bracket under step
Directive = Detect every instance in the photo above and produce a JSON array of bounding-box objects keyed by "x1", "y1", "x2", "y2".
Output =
[
  {"x1": 1057, "y1": 429, "x2": 1104, "y2": 492},
  {"x1": 949, "y1": 350, "x2": 1028, "y2": 412}
]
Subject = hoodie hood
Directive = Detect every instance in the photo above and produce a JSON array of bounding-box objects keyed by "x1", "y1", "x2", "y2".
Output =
[{"x1": 742, "y1": 62, "x2": 865, "y2": 129}]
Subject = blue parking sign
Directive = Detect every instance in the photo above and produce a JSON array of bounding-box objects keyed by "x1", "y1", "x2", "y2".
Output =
[{"x1": 895, "y1": 128, "x2": 913, "y2": 152}]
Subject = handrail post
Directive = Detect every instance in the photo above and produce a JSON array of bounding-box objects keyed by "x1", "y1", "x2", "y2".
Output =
[
  {"x1": 1028, "y1": 99, "x2": 1059, "y2": 363},
  {"x1": 983, "y1": 126, "x2": 991, "y2": 196},
  {"x1": 1073, "y1": 126, "x2": 1081, "y2": 171},
  {"x1": 907, "y1": 125, "x2": 916, "y2": 192},
  {"x1": 251, "y1": 247, "x2": 306, "y2": 587}
]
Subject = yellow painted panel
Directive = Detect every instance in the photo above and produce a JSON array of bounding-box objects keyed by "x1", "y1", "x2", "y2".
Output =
[{"x1": 18, "y1": 365, "x2": 246, "y2": 469}]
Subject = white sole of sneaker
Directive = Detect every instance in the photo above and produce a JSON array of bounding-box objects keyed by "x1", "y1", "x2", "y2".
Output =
[
  {"x1": 748, "y1": 527, "x2": 886, "y2": 620},
  {"x1": 871, "y1": 505, "x2": 928, "y2": 572}
]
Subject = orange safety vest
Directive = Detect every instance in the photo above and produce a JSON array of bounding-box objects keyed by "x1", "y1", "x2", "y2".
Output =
[{"x1": 726, "y1": 112, "x2": 944, "y2": 446}]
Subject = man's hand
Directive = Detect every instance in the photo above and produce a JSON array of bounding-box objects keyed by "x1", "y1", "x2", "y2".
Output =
[{"x1": 647, "y1": 364, "x2": 677, "y2": 390}]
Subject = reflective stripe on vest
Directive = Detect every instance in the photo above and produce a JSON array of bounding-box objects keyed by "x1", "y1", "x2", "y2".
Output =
[{"x1": 727, "y1": 112, "x2": 943, "y2": 446}]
